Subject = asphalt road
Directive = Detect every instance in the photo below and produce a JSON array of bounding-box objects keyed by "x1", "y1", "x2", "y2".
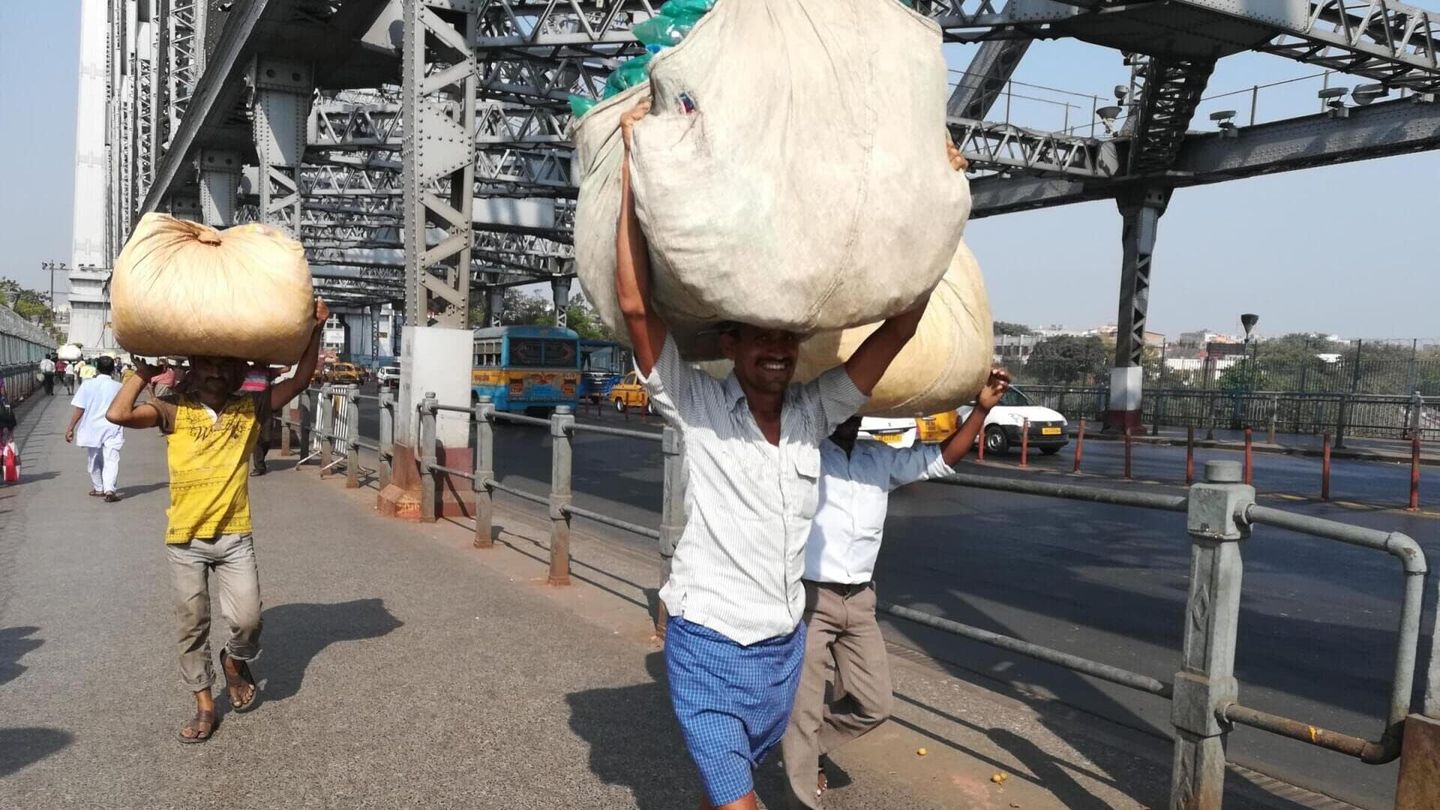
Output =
[{"x1": 352, "y1": 394, "x2": 1436, "y2": 808}]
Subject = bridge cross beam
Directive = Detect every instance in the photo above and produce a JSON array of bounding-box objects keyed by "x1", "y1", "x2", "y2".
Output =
[{"x1": 250, "y1": 57, "x2": 314, "y2": 235}]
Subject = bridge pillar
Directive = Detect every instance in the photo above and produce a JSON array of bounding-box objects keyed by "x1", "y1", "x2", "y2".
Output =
[
  {"x1": 486, "y1": 287, "x2": 504, "y2": 328},
  {"x1": 380, "y1": 0, "x2": 479, "y2": 520},
  {"x1": 196, "y1": 149, "x2": 240, "y2": 226},
  {"x1": 551, "y1": 276, "x2": 572, "y2": 328},
  {"x1": 1107, "y1": 187, "x2": 1170, "y2": 432},
  {"x1": 249, "y1": 57, "x2": 313, "y2": 234}
]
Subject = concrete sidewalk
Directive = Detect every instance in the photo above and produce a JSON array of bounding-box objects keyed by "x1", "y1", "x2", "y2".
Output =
[{"x1": 0, "y1": 394, "x2": 1325, "y2": 809}]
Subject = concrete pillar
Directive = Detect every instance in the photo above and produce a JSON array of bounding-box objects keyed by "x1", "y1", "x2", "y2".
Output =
[
  {"x1": 1108, "y1": 187, "x2": 1170, "y2": 432},
  {"x1": 378, "y1": 327, "x2": 475, "y2": 520},
  {"x1": 197, "y1": 149, "x2": 241, "y2": 226}
]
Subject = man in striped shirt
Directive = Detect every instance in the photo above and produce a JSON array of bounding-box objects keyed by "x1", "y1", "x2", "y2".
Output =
[{"x1": 615, "y1": 100, "x2": 931, "y2": 810}]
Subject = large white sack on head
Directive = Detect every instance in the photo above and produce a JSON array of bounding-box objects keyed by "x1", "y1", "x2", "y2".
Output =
[
  {"x1": 573, "y1": 0, "x2": 970, "y2": 359},
  {"x1": 698, "y1": 242, "x2": 993, "y2": 418},
  {"x1": 112, "y1": 214, "x2": 315, "y2": 364},
  {"x1": 56, "y1": 345, "x2": 83, "y2": 361}
]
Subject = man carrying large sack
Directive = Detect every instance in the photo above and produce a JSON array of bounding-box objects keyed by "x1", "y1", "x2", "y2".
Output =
[
  {"x1": 106, "y1": 298, "x2": 328, "y2": 744},
  {"x1": 616, "y1": 100, "x2": 926, "y2": 810}
]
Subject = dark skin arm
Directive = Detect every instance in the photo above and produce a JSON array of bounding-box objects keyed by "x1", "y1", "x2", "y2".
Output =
[
  {"x1": 107, "y1": 365, "x2": 163, "y2": 429},
  {"x1": 269, "y1": 298, "x2": 329, "y2": 411},
  {"x1": 65, "y1": 407, "x2": 84, "y2": 443},
  {"x1": 939, "y1": 368, "x2": 1011, "y2": 467},
  {"x1": 614, "y1": 100, "x2": 667, "y2": 376}
]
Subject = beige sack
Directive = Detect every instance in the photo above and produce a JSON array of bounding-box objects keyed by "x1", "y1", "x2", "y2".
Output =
[
  {"x1": 112, "y1": 214, "x2": 315, "y2": 364},
  {"x1": 573, "y1": 0, "x2": 969, "y2": 359},
  {"x1": 700, "y1": 242, "x2": 993, "y2": 417}
]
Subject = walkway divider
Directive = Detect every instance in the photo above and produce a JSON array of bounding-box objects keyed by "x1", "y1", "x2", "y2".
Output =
[{"x1": 309, "y1": 392, "x2": 1439, "y2": 806}]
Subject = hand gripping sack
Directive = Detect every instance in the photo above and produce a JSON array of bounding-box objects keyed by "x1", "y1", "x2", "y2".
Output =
[
  {"x1": 573, "y1": 0, "x2": 971, "y2": 359},
  {"x1": 112, "y1": 214, "x2": 316, "y2": 364}
]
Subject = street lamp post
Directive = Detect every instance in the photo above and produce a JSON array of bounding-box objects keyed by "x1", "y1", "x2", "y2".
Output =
[{"x1": 1234, "y1": 313, "x2": 1259, "y2": 429}]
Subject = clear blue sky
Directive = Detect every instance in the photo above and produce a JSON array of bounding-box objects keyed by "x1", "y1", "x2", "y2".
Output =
[{"x1": 2, "y1": 2, "x2": 1436, "y2": 340}]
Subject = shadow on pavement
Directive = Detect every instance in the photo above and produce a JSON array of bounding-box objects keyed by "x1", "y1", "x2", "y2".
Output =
[
  {"x1": 566, "y1": 651, "x2": 699, "y2": 810},
  {"x1": 0, "y1": 626, "x2": 43, "y2": 688},
  {"x1": 258, "y1": 598, "x2": 403, "y2": 703},
  {"x1": 0, "y1": 728, "x2": 72, "y2": 778}
]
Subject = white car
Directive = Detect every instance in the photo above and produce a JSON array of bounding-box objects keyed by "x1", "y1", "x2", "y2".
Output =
[
  {"x1": 860, "y1": 386, "x2": 1068, "y2": 456},
  {"x1": 376, "y1": 365, "x2": 401, "y2": 388},
  {"x1": 960, "y1": 386, "x2": 1069, "y2": 456}
]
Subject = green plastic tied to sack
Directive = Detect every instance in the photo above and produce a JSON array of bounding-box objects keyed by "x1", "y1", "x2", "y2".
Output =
[
  {"x1": 602, "y1": 52, "x2": 655, "y2": 99},
  {"x1": 569, "y1": 95, "x2": 598, "y2": 118}
]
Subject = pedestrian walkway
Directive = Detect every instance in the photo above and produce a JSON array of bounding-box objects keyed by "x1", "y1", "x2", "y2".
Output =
[{"x1": 0, "y1": 394, "x2": 1316, "y2": 809}]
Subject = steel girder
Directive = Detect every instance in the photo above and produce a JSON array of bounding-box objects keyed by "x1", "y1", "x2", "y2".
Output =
[
  {"x1": 1120, "y1": 54, "x2": 1216, "y2": 176},
  {"x1": 1251, "y1": 0, "x2": 1440, "y2": 91}
]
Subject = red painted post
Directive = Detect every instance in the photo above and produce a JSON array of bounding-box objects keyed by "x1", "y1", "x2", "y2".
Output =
[
  {"x1": 1321, "y1": 432, "x2": 1332, "y2": 502},
  {"x1": 1020, "y1": 418, "x2": 1029, "y2": 468},
  {"x1": 1185, "y1": 426, "x2": 1195, "y2": 485},
  {"x1": 1244, "y1": 428, "x2": 1254, "y2": 486},
  {"x1": 1123, "y1": 427, "x2": 1133, "y2": 480},
  {"x1": 1410, "y1": 433, "x2": 1421, "y2": 512},
  {"x1": 1073, "y1": 417, "x2": 1085, "y2": 473}
]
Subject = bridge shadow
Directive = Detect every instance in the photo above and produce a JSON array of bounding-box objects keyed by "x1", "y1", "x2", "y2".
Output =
[
  {"x1": 257, "y1": 598, "x2": 403, "y2": 703},
  {"x1": 0, "y1": 728, "x2": 72, "y2": 777},
  {"x1": 0, "y1": 626, "x2": 43, "y2": 688}
]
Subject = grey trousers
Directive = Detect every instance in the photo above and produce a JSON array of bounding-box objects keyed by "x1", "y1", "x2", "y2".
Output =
[
  {"x1": 781, "y1": 581, "x2": 894, "y2": 809},
  {"x1": 167, "y1": 533, "x2": 263, "y2": 692}
]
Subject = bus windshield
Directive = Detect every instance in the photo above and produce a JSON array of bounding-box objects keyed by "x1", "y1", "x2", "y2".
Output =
[{"x1": 509, "y1": 337, "x2": 578, "y2": 369}]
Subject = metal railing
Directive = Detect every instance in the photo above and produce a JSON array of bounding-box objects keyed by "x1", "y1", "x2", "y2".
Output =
[
  {"x1": 0, "y1": 362, "x2": 40, "y2": 401},
  {"x1": 298, "y1": 388, "x2": 1436, "y2": 807},
  {"x1": 1022, "y1": 385, "x2": 1437, "y2": 444}
]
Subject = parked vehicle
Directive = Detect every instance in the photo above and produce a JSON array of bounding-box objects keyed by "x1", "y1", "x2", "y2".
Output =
[
  {"x1": 607, "y1": 371, "x2": 653, "y2": 414},
  {"x1": 960, "y1": 386, "x2": 1068, "y2": 455},
  {"x1": 376, "y1": 365, "x2": 401, "y2": 389},
  {"x1": 472, "y1": 325, "x2": 581, "y2": 413}
]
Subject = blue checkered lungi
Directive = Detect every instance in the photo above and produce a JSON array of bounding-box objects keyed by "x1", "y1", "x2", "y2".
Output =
[{"x1": 665, "y1": 616, "x2": 807, "y2": 806}]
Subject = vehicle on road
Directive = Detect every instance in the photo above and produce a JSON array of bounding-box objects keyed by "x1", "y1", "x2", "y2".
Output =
[
  {"x1": 579, "y1": 339, "x2": 631, "y2": 404},
  {"x1": 327, "y1": 362, "x2": 364, "y2": 385},
  {"x1": 858, "y1": 410, "x2": 959, "y2": 448},
  {"x1": 376, "y1": 365, "x2": 401, "y2": 389},
  {"x1": 961, "y1": 386, "x2": 1068, "y2": 456},
  {"x1": 472, "y1": 325, "x2": 581, "y2": 413},
  {"x1": 607, "y1": 371, "x2": 653, "y2": 414}
]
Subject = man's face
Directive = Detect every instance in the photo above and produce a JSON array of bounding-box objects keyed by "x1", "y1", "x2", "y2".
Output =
[
  {"x1": 720, "y1": 325, "x2": 802, "y2": 395},
  {"x1": 188, "y1": 356, "x2": 247, "y2": 397}
]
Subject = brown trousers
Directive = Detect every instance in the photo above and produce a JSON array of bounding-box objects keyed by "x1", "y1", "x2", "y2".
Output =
[{"x1": 781, "y1": 581, "x2": 894, "y2": 808}]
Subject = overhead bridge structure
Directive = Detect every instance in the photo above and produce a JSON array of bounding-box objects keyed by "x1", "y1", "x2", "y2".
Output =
[{"x1": 86, "y1": 0, "x2": 1438, "y2": 527}]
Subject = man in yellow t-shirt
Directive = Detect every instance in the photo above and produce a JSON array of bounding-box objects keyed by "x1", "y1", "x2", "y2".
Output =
[{"x1": 107, "y1": 299, "x2": 327, "y2": 744}]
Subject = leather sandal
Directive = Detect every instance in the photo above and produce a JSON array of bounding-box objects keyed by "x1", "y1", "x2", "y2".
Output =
[{"x1": 177, "y1": 709, "x2": 216, "y2": 744}]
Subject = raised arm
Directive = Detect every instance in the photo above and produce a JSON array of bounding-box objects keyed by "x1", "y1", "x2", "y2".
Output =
[
  {"x1": 939, "y1": 368, "x2": 1010, "y2": 467},
  {"x1": 842, "y1": 301, "x2": 927, "y2": 397},
  {"x1": 270, "y1": 298, "x2": 328, "y2": 411},
  {"x1": 614, "y1": 100, "x2": 667, "y2": 376},
  {"x1": 107, "y1": 364, "x2": 164, "y2": 429}
]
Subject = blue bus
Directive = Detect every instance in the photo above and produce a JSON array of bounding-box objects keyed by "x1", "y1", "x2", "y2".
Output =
[
  {"x1": 578, "y1": 339, "x2": 631, "y2": 404},
  {"x1": 472, "y1": 325, "x2": 581, "y2": 413}
]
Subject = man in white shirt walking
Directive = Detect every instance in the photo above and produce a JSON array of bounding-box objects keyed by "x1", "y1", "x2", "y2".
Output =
[
  {"x1": 781, "y1": 368, "x2": 1010, "y2": 808},
  {"x1": 615, "y1": 99, "x2": 933, "y2": 810},
  {"x1": 65, "y1": 356, "x2": 125, "y2": 501}
]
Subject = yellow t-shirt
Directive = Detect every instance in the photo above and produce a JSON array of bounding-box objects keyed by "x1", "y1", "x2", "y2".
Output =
[{"x1": 155, "y1": 393, "x2": 261, "y2": 544}]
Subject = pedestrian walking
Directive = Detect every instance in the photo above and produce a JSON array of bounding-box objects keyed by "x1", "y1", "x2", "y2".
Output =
[
  {"x1": 60, "y1": 358, "x2": 76, "y2": 395},
  {"x1": 39, "y1": 354, "x2": 55, "y2": 396},
  {"x1": 613, "y1": 100, "x2": 926, "y2": 810},
  {"x1": 105, "y1": 298, "x2": 328, "y2": 744},
  {"x1": 65, "y1": 356, "x2": 126, "y2": 501},
  {"x1": 781, "y1": 369, "x2": 1010, "y2": 808},
  {"x1": 240, "y1": 366, "x2": 281, "y2": 477}
]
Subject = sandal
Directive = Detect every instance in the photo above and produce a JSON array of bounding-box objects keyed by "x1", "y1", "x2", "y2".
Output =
[
  {"x1": 177, "y1": 709, "x2": 216, "y2": 744},
  {"x1": 88, "y1": 490, "x2": 104, "y2": 497},
  {"x1": 220, "y1": 649, "x2": 259, "y2": 713}
]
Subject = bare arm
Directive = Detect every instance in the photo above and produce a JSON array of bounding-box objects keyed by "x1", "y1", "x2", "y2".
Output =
[
  {"x1": 614, "y1": 100, "x2": 667, "y2": 376},
  {"x1": 65, "y1": 407, "x2": 84, "y2": 443},
  {"x1": 270, "y1": 298, "x2": 328, "y2": 410},
  {"x1": 107, "y1": 366, "x2": 163, "y2": 429},
  {"x1": 939, "y1": 368, "x2": 1011, "y2": 467}
]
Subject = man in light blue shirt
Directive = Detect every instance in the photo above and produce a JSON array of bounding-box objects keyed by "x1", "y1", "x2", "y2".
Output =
[
  {"x1": 65, "y1": 356, "x2": 125, "y2": 501},
  {"x1": 782, "y1": 368, "x2": 1010, "y2": 807}
]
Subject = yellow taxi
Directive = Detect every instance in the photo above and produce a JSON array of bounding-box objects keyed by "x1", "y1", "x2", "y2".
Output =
[
  {"x1": 327, "y1": 362, "x2": 364, "y2": 385},
  {"x1": 608, "y1": 371, "x2": 653, "y2": 414}
]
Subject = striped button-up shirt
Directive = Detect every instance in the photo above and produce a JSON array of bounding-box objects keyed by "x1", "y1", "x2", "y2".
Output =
[
  {"x1": 805, "y1": 439, "x2": 953, "y2": 585},
  {"x1": 642, "y1": 337, "x2": 868, "y2": 645}
]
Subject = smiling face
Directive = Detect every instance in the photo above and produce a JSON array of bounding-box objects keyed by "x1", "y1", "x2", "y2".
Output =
[
  {"x1": 720, "y1": 324, "x2": 802, "y2": 396},
  {"x1": 187, "y1": 356, "x2": 248, "y2": 400}
]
